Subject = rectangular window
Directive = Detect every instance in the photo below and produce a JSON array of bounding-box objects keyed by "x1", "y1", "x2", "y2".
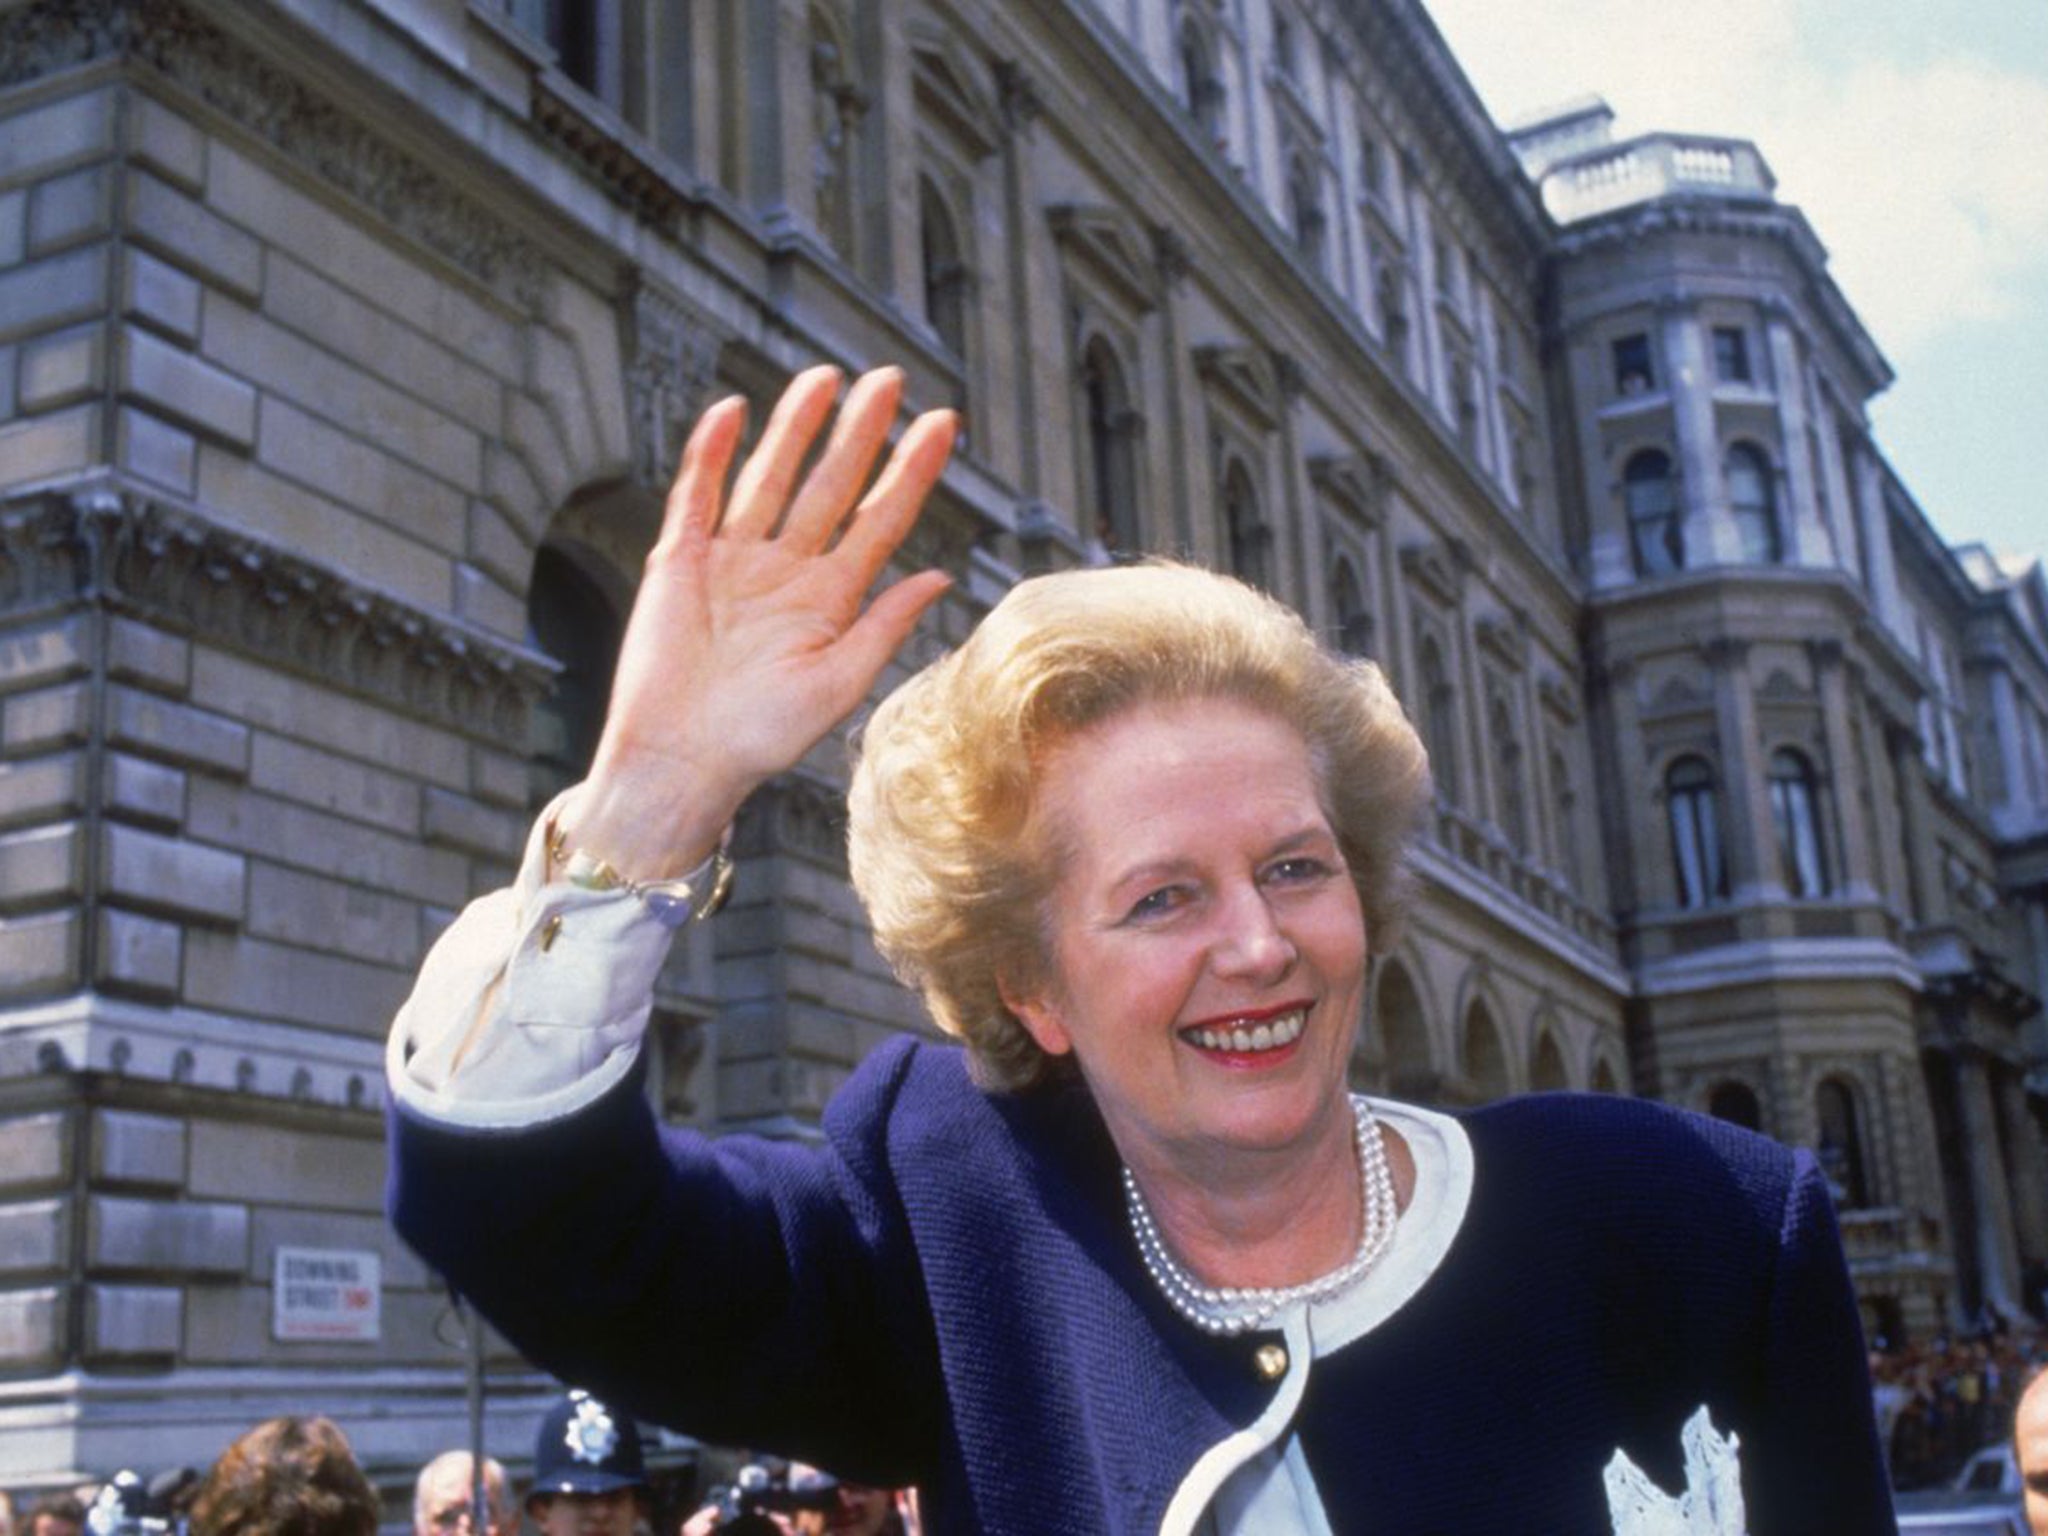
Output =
[
  {"x1": 1360, "y1": 134, "x2": 1383, "y2": 196},
  {"x1": 1612, "y1": 333, "x2": 1655, "y2": 395},
  {"x1": 1713, "y1": 326, "x2": 1751, "y2": 383}
]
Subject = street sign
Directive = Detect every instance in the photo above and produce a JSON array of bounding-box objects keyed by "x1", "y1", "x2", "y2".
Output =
[{"x1": 272, "y1": 1247, "x2": 382, "y2": 1342}]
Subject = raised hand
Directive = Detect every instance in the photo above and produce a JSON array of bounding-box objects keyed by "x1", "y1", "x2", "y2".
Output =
[{"x1": 565, "y1": 365, "x2": 957, "y2": 882}]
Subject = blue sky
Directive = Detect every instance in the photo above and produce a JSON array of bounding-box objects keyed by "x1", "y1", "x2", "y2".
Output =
[{"x1": 1423, "y1": 0, "x2": 2048, "y2": 562}]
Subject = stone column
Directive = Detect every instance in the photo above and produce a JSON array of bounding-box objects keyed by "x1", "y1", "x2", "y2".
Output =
[
  {"x1": 1656, "y1": 300, "x2": 1725, "y2": 564},
  {"x1": 1810, "y1": 389, "x2": 1859, "y2": 578},
  {"x1": 1891, "y1": 726, "x2": 1945, "y2": 926},
  {"x1": 1984, "y1": 657, "x2": 2030, "y2": 827},
  {"x1": 994, "y1": 61, "x2": 1051, "y2": 506},
  {"x1": 1850, "y1": 440, "x2": 1906, "y2": 638},
  {"x1": 1810, "y1": 640, "x2": 1877, "y2": 900},
  {"x1": 1571, "y1": 331, "x2": 1632, "y2": 589},
  {"x1": 1995, "y1": 1069, "x2": 2048, "y2": 1269},
  {"x1": 1763, "y1": 303, "x2": 1830, "y2": 567},
  {"x1": 1152, "y1": 225, "x2": 1197, "y2": 559},
  {"x1": 1273, "y1": 352, "x2": 1322, "y2": 622},
  {"x1": 1708, "y1": 639, "x2": 1774, "y2": 900},
  {"x1": 1956, "y1": 1053, "x2": 2023, "y2": 1315},
  {"x1": 1596, "y1": 656, "x2": 1660, "y2": 915}
]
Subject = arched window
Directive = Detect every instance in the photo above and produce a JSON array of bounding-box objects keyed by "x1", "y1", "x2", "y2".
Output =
[
  {"x1": 1287, "y1": 151, "x2": 1325, "y2": 270},
  {"x1": 1462, "y1": 1002, "x2": 1509, "y2": 1102},
  {"x1": 526, "y1": 545, "x2": 623, "y2": 810},
  {"x1": 1768, "y1": 748, "x2": 1830, "y2": 896},
  {"x1": 1081, "y1": 339, "x2": 1139, "y2": 558},
  {"x1": 1590, "y1": 1057, "x2": 1620, "y2": 1094},
  {"x1": 1492, "y1": 695, "x2": 1526, "y2": 851},
  {"x1": 1375, "y1": 259, "x2": 1409, "y2": 369},
  {"x1": 1419, "y1": 636, "x2": 1458, "y2": 804},
  {"x1": 1377, "y1": 962, "x2": 1435, "y2": 1103},
  {"x1": 1329, "y1": 556, "x2": 1372, "y2": 657},
  {"x1": 919, "y1": 178, "x2": 968, "y2": 361},
  {"x1": 1815, "y1": 1079, "x2": 1869, "y2": 1207},
  {"x1": 1625, "y1": 449, "x2": 1682, "y2": 576},
  {"x1": 1665, "y1": 755, "x2": 1727, "y2": 908},
  {"x1": 1708, "y1": 1081, "x2": 1763, "y2": 1131},
  {"x1": 1223, "y1": 461, "x2": 1269, "y2": 589},
  {"x1": 809, "y1": 5, "x2": 862, "y2": 259},
  {"x1": 1550, "y1": 745, "x2": 1580, "y2": 887},
  {"x1": 1178, "y1": 20, "x2": 1224, "y2": 142},
  {"x1": 1530, "y1": 1032, "x2": 1567, "y2": 1092},
  {"x1": 1725, "y1": 442, "x2": 1782, "y2": 564}
]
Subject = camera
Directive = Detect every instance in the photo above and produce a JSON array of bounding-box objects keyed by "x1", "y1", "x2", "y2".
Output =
[
  {"x1": 702, "y1": 1462, "x2": 841, "y2": 1534},
  {"x1": 84, "y1": 1470, "x2": 202, "y2": 1536}
]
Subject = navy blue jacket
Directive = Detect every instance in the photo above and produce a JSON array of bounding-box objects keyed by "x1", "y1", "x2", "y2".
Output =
[{"x1": 388, "y1": 1037, "x2": 1895, "y2": 1533}]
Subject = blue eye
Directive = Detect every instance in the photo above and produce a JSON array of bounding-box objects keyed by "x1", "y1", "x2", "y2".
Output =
[
  {"x1": 1266, "y1": 856, "x2": 1332, "y2": 885},
  {"x1": 1127, "y1": 886, "x2": 1189, "y2": 921}
]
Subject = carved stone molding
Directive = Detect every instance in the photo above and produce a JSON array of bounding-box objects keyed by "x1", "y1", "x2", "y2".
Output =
[
  {"x1": 0, "y1": 0, "x2": 549, "y2": 312},
  {"x1": 1, "y1": 489, "x2": 554, "y2": 741},
  {"x1": 733, "y1": 773, "x2": 850, "y2": 873},
  {"x1": 1399, "y1": 539, "x2": 1465, "y2": 608},
  {"x1": 534, "y1": 73, "x2": 701, "y2": 232},
  {"x1": 627, "y1": 280, "x2": 729, "y2": 489}
]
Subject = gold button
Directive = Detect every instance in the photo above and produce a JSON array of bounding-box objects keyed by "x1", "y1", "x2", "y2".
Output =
[
  {"x1": 1253, "y1": 1343, "x2": 1288, "y2": 1381},
  {"x1": 539, "y1": 914, "x2": 564, "y2": 952}
]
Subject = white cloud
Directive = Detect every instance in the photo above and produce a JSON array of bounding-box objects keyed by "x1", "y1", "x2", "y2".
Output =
[{"x1": 1423, "y1": 0, "x2": 2048, "y2": 359}]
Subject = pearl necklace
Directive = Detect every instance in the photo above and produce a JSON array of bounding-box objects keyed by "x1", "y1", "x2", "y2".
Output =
[{"x1": 1122, "y1": 1095, "x2": 1398, "y2": 1336}]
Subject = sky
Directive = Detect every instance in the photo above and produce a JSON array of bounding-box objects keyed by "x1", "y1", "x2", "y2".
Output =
[{"x1": 1420, "y1": 0, "x2": 2048, "y2": 563}]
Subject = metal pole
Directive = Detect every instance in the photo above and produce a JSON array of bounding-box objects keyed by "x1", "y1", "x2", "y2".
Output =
[{"x1": 467, "y1": 1299, "x2": 488, "y2": 1536}]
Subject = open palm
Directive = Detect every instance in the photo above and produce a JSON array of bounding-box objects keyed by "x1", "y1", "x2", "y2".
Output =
[{"x1": 569, "y1": 365, "x2": 956, "y2": 882}]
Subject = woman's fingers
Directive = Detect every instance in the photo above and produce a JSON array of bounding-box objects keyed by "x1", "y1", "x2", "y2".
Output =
[
  {"x1": 834, "y1": 407, "x2": 959, "y2": 586},
  {"x1": 719, "y1": 364, "x2": 843, "y2": 539},
  {"x1": 655, "y1": 394, "x2": 748, "y2": 553},
  {"x1": 777, "y1": 366, "x2": 904, "y2": 553}
]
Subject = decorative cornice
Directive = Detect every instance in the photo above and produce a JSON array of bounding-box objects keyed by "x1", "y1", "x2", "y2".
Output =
[
  {"x1": 1, "y1": 489, "x2": 555, "y2": 741},
  {"x1": 1193, "y1": 345, "x2": 1279, "y2": 431},
  {"x1": 1049, "y1": 204, "x2": 1160, "y2": 315},
  {"x1": 1308, "y1": 453, "x2": 1387, "y2": 530},
  {"x1": 533, "y1": 73, "x2": 702, "y2": 232},
  {"x1": 0, "y1": 0, "x2": 549, "y2": 312},
  {"x1": 1400, "y1": 539, "x2": 1465, "y2": 608},
  {"x1": 1476, "y1": 612, "x2": 1529, "y2": 672}
]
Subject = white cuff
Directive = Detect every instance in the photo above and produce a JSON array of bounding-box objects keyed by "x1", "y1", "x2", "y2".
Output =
[{"x1": 385, "y1": 786, "x2": 685, "y2": 1131}]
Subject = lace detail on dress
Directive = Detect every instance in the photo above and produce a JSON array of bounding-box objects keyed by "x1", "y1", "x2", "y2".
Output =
[{"x1": 1604, "y1": 1406, "x2": 1748, "y2": 1536}]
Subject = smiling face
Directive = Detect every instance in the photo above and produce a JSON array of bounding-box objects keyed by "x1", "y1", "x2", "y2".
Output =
[{"x1": 1004, "y1": 696, "x2": 1368, "y2": 1184}]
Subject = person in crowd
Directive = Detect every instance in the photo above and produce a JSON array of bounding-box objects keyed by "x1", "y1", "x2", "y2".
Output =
[
  {"x1": 527, "y1": 1391, "x2": 645, "y2": 1536},
  {"x1": 387, "y1": 365, "x2": 1893, "y2": 1532},
  {"x1": 2018, "y1": 1364, "x2": 2048, "y2": 1536},
  {"x1": 23, "y1": 1496, "x2": 85, "y2": 1536},
  {"x1": 414, "y1": 1454, "x2": 514, "y2": 1536},
  {"x1": 187, "y1": 1418, "x2": 379, "y2": 1536}
]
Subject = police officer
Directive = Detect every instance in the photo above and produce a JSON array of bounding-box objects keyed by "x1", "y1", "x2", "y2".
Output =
[{"x1": 526, "y1": 1391, "x2": 648, "y2": 1536}]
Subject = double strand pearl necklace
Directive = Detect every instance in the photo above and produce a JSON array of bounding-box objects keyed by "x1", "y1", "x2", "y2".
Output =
[{"x1": 1122, "y1": 1094, "x2": 1398, "y2": 1336}]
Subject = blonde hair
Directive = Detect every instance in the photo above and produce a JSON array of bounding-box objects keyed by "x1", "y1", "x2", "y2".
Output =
[{"x1": 848, "y1": 561, "x2": 1432, "y2": 1091}]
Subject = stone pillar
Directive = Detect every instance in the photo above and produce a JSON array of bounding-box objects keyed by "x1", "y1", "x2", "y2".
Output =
[
  {"x1": 1810, "y1": 390, "x2": 1859, "y2": 578},
  {"x1": 1152, "y1": 226, "x2": 1198, "y2": 560},
  {"x1": 1891, "y1": 727, "x2": 1945, "y2": 926},
  {"x1": 995, "y1": 60, "x2": 1051, "y2": 506},
  {"x1": 1708, "y1": 639, "x2": 1774, "y2": 900},
  {"x1": 1956, "y1": 1053, "x2": 2023, "y2": 1315},
  {"x1": 1598, "y1": 657, "x2": 1660, "y2": 915},
  {"x1": 1273, "y1": 352, "x2": 1323, "y2": 623},
  {"x1": 1850, "y1": 440, "x2": 1906, "y2": 638},
  {"x1": 1571, "y1": 333, "x2": 1632, "y2": 589},
  {"x1": 1995, "y1": 1068, "x2": 2048, "y2": 1269},
  {"x1": 1984, "y1": 659, "x2": 2030, "y2": 825},
  {"x1": 1763, "y1": 304, "x2": 1830, "y2": 566},
  {"x1": 1811, "y1": 640, "x2": 1877, "y2": 901},
  {"x1": 1656, "y1": 301, "x2": 1725, "y2": 564}
]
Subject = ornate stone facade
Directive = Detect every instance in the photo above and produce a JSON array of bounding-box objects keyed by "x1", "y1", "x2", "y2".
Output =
[{"x1": 0, "y1": 0, "x2": 2040, "y2": 1497}]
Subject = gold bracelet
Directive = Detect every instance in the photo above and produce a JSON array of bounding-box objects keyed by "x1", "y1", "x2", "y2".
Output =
[{"x1": 545, "y1": 820, "x2": 734, "y2": 928}]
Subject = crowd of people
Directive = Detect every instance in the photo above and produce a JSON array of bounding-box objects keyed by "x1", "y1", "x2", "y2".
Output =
[
  {"x1": 1871, "y1": 1326, "x2": 2048, "y2": 1492},
  {"x1": 0, "y1": 1390, "x2": 908, "y2": 1536}
]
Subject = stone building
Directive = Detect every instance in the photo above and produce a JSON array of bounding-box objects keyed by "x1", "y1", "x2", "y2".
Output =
[{"x1": 0, "y1": 0, "x2": 2040, "y2": 1494}]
